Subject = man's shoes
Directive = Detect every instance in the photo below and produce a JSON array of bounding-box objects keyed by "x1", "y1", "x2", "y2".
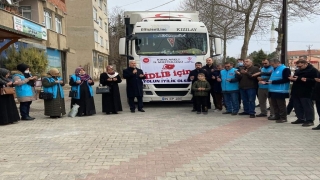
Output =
[
  {"x1": 222, "y1": 112, "x2": 231, "y2": 114},
  {"x1": 50, "y1": 116, "x2": 59, "y2": 119},
  {"x1": 302, "y1": 122, "x2": 314, "y2": 127},
  {"x1": 256, "y1": 113, "x2": 267, "y2": 117},
  {"x1": 276, "y1": 119, "x2": 287, "y2": 123},
  {"x1": 138, "y1": 109, "x2": 145, "y2": 112},
  {"x1": 250, "y1": 114, "x2": 255, "y2": 118},
  {"x1": 112, "y1": 111, "x2": 118, "y2": 114},
  {"x1": 28, "y1": 116, "x2": 35, "y2": 120},
  {"x1": 196, "y1": 112, "x2": 201, "y2": 114},
  {"x1": 312, "y1": 124, "x2": 320, "y2": 130},
  {"x1": 238, "y1": 112, "x2": 249, "y2": 115},
  {"x1": 203, "y1": 112, "x2": 208, "y2": 115},
  {"x1": 291, "y1": 119, "x2": 304, "y2": 124},
  {"x1": 191, "y1": 109, "x2": 196, "y2": 112},
  {"x1": 131, "y1": 110, "x2": 135, "y2": 113},
  {"x1": 268, "y1": 116, "x2": 280, "y2": 120},
  {"x1": 231, "y1": 112, "x2": 238, "y2": 115},
  {"x1": 21, "y1": 117, "x2": 34, "y2": 121}
]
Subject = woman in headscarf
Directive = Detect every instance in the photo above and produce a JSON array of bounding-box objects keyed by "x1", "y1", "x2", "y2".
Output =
[
  {"x1": 99, "y1": 65, "x2": 123, "y2": 114},
  {"x1": 0, "y1": 68, "x2": 20, "y2": 125},
  {"x1": 69, "y1": 67, "x2": 96, "y2": 116},
  {"x1": 11, "y1": 63, "x2": 37, "y2": 121},
  {"x1": 42, "y1": 68, "x2": 66, "y2": 118}
]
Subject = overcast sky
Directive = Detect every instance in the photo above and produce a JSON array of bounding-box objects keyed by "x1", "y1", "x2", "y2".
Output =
[{"x1": 108, "y1": 0, "x2": 320, "y2": 57}]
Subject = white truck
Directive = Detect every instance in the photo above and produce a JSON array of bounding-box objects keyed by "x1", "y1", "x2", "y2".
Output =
[{"x1": 119, "y1": 11, "x2": 222, "y2": 102}]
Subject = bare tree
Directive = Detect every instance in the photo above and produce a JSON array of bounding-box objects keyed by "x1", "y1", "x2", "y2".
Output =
[
  {"x1": 180, "y1": 0, "x2": 244, "y2": 61},
  {"x1": 108, "y1": 7, "x2": 126, "y2": 76}
]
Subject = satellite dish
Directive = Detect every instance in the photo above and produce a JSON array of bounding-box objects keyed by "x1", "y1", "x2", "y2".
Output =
[{"x1": 6, "y1": 0, "x2": 13, "y2": 5}]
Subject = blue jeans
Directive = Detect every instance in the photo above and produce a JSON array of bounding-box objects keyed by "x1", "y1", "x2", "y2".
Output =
[
  {"x1": 240, "y1": 88, "x2": 256, "y2": 115},
  {"x1": 223, "y1": 92, "x2": 239, "y2": 113}
]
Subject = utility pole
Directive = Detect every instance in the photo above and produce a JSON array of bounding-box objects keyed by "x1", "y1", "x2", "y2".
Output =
[
  {"x1": 307, "y1": 45, "x2": 313, "y2": 62},
  {"x1": 280, "y1": 0, "x2": 287, "y2": 65}
]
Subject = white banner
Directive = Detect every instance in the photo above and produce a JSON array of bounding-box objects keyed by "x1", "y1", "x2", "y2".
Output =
[{"x1": 140, "y1": 56, "x2": 196, "y2": 84}]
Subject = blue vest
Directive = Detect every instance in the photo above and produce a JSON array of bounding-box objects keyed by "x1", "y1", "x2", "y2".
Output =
[
  {"x1": 70, "y1": 74, "x2": 93, "y2": 99},
  {"x1": 43, "y1": 77, "x2": 64, "y2": 99},
  {"x1": 269, "y1": 64, "x2": 290, "y2": 93},
  {"x1": 259, "y1": 66, "x2": 274, "y2": 89},
  {"x1": 12, "y1": 74, "x2": 34, "y2": 98},
  {"x1": 220, "y1": 68, "x2": 239, "y2": 92}
]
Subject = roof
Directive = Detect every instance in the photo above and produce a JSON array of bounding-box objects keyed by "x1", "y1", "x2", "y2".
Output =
[
  {"x1": 288, "y1": 50, "x2": 320, "y2": 56},
  {"x1": 0, "y1": 24, "x2": 43, "y2": 40}
]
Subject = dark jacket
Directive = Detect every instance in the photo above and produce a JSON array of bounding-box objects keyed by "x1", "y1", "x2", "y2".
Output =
[
  {"x1": 311, "y1": 73, "x2": 320, "y2": 101},
  {"x1": 123, "y1": 67, "x2": 146, "y2": 98},
  {"x1": 187, "y1": 68, "x2": 208, "y2": 84},
  {"x1": 291, "y1": 64, "x2": 318, "y2": 98},
  {"x1": 202, "y1": 64, "x2": 216, "y2": 84},
  {"x1": 238, "y1": 65, "x2": 260, "y2": 89},
  {"x1": 191, "y1": 80, "x2": 211, "y2": 96},
  {"x1": 211, "y1": 70, "x2": 222, "y2": 93}
]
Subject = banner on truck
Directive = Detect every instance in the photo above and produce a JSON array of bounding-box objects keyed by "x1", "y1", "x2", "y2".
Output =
[{"x1": 140, "y1": 56, "x2": 196, "y2": 84}]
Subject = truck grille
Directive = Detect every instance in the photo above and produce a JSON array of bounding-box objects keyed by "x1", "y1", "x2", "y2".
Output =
[
  {"x1": 154, "y1": 84, "x2": 190, "y2": 88},
  {"x1": 155, "y1": 91, "x2": 189, "y2": 96}
]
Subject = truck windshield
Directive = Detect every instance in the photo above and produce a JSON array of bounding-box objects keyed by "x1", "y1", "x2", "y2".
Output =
[{"x1": 135, "y1": 33, "x2": 207, "y2": 55}]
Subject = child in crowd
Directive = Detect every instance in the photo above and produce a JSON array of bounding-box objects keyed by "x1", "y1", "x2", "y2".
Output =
[{"x1": 191, "y1": 73, "x2": 211, "y2": 114}]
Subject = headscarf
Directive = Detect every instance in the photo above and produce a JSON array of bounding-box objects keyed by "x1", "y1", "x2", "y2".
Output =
[
  {"x1": 106, "y1": 65, "x2": 119, "y2": 78},
  {"x1": 75, "y1": 67, "x2": 91, "y2": 81},
  {"x1": 17, "y1": 63, "x2": 29, "y2": 73},
  {"x1": 48, "y1": 68, "x2": 60, "y2": 78},
  {"x1": 0, "y1": 68, "x2": 10, "y2": 85}
]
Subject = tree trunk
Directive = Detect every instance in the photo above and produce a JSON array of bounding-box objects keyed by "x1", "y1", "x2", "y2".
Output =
[
  {"x1": 240, "y1": 16, "x2": 251, "y2": 59},
  {"x1": 223, "y1": 31, "x2": 227, "y2": 62}
]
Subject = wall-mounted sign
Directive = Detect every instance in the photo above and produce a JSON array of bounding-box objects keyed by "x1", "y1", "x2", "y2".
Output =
[{"x1": 13, "y1": 16, "x2": 47, "y2": 40}]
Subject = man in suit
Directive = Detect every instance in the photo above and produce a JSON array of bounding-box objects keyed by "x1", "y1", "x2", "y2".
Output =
[{"x1": 123, "y1": 60, "x2": 146, "y2": 113}]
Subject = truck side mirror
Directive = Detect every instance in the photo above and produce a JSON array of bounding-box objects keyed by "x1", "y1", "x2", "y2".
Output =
[
  {"x1": 119, "y1": 38, "x2": 126, "y2": 56},
  {"x1": 214, "y1": 38, "x2": 222, "y2": 56}
]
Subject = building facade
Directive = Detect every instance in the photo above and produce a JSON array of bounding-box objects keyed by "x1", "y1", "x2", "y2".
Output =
[
  {"x1": 66, "y1": 0, "x2": 109, "y2": 80},
  {"x1": 0, "y1": 0, "x2": 68, "y2": 80}
]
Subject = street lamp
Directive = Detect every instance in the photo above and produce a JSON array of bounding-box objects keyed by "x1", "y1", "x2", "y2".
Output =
[{"x1": 280, "y1": 0, "x2": 288, "y2": 65}]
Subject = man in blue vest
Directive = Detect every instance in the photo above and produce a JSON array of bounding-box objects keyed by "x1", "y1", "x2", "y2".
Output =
[
  {"x1": 217, "y1": 62, "x2": 240, "y2": 115},
  {"x1": 252, "y1": 59, "x2": 274, "y2": 118},
  {"x1": 261, "y1": 59, "x2": 290, "y2": 123}
]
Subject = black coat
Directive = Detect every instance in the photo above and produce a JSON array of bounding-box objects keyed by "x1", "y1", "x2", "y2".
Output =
[
  {"x1": 100, "y1": 73, "x2": 123, "y2": 113},
  {"x1": 123, "y1": 67, "x2": 146, "y2": 98},
  {"x1": 187, "y1": 68, "x2": 208, "y2": 84},
  {"x1": 291, "y1": 64, "x2": 319, "y2": 98},
  {"x1": 0, "y1": 81, "x2": 20, "y2": 125},
  {"x1": 211, "y1": 70, "x2": 222, "y2": 93},
  {"x1": 202, "y1": 64, "x2": 216, "y2": 84},
  {"x1": 311, "y1": 73, "x2": 320, "y2": 101}
]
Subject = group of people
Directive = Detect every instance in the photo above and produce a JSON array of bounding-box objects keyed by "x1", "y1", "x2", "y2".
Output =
[
  {"x1": 1, "y1": 58, "x2": 319, "y2": 130},
  {"x1": 188, "y1": 57, "x2": 320, "y2": 130},
  {"x1": 0, "y1": 61, "x2": 147, "y2": 125}
]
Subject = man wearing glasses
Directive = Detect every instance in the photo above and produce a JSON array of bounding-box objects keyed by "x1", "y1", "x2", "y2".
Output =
[
  {"x1": 252, "y1": 59, "x2": 274, "y2": 118},
  {"x1": 289, "y1": 59, "x2": 318, "y2": 127}
]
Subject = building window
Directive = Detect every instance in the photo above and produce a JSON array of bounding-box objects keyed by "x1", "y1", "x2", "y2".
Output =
[
  {"x1": 100, "y1": 36, "x2": 103, "y2": 47},
  {"x1": 99, "y1": 0, "x2": 103, "y2": 9},
  {"x1": 94, "y1": 30, "x2": 99, "y2": 43},
  {"x1": 93, "y1": 7, "x2": 97, "y2": 21},
  {"x1": 19, "y1": 6, "x2": 31, "y2": 20},
  {"x1": 44, "y1": 10, "x2": 52, "y2": 29},
  {"x1": 99, "y1": 17, "x2": 102, "y2": 28},
  {"x1": 55, "y1": 17, "x2": 62, "y2": 34},
  {"x1": 104, "y1": 4, "x2": 107, "y2": 15},
  {"x1": 104, "y1": 22, "x2": 108, "y2": 33}
]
